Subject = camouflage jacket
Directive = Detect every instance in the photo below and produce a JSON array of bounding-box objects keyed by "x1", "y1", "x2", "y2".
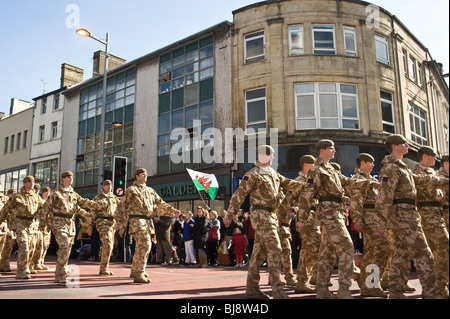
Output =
[
  {"x1": 0, "y1": 188, "x2": 41, "y2": 231},
  {"x1": 87, "y1": 191, "x2": 120, "y2": 231},
  {"x1": 437, "y1": 167, "x2": 449, "y2": 207},
  {"x1": 349, "y1": 168, "x2": 379, "y2": 228},
  {"x1": 413, "y1": 164, "x2": 444, "y2": 204},
  {"x1": 40, "y1": 185, "x2": 96, "y2": 230},
  {"x1": 297, "y1": 158, "x2": 371, "y2": 224},
  {"x1": 116, "y1": 181, "x2": 176, "y2": 235},
  {"x1": 375, "y1": 155, "x2": 449, "y2": 229},
  {"x1": 0, "y1": 193, "x2": 11, "y2": 235},
  {"x1": 227, "y1": 161, "x2": 305, "y2": 230}
]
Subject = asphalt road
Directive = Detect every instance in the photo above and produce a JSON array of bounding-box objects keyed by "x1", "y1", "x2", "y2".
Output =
[{"x1": 0, "y1": 256, "x2": 425, "y2": 300}]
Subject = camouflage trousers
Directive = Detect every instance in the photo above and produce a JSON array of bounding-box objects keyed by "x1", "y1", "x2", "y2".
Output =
[
  {"x1": 359, "y1": 224, "x2": 390, "y2": 289},
  {"x1": 99, "y1": 227, "x2": 115, "y2": 269},
  {"x1": 443, "y1": 207, "x2": 449, "y2": 234},
  {"x1": 390, "y1": 222, "x2": 438, "y2": 297},
  {"x1": 52, "y1": 223, "x2": 75, "y2": 277},
  {"x1": 296, "y1": 226, "x2": 321, "y2": 283},
  {"x1": 420, "y1": 209, "x2": 449, "y2": 289},
  {"x1": 31, "y1": 231, "x2": 43, "y2": 268},
  {"x1": 15, "y1": 227, "x2": 34, "y2": 273},
  {"x1": 246, "y1": 228, "x2": 283, "y2": 293},
  {"x1": 317, "y1": 217, "x2": 354, "y2": 288},
  {"x1": 279, "y1": 234, "x2": 295, "y2": 282},
  {"x1": 0, "y1": 234, "x2": 15, "y2": 270},
  {"x1": 130, "y1": 230, "x2": 152, "y2": 275}
]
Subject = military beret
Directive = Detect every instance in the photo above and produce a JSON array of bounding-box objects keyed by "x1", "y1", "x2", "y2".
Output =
[
  {"x1": 33, "y1": 183, "x2": 41, "y2": 190},
  {"x1": 23, "y1": 176, "x2": 35, "y2": 183},
  {"x1": 61, "y1": 171, "x2": 73, "y2": 179},
  {"x1": 41, "y1": 187, "x2": 51, "y2": 193},
  {"x1": 419, "y1": 146, "x2": 437, "y2": 157},
  {"x1": 330, "y1": 162, "x2": 341, "y2": 171},
  {"x1": 357, "y1": 153, "x2": 375, "y2": 162},
  {"x1": 386, "y1": 134, "x2": 407, "y2": 145},
  {"x1": 135, "y1": 168, "x2": 147, "y2": 176},
  {"x1": 103, "y1": 179, "x2": 112, "y2": 186},
  {"x1": 316, "y1": 139, "x2": 334, "y2": 149},
  {"x1": 442, "y1": 154, "x2": 449, "y2": 163},
  {"x1": 258, "y1": 145, "x2": 275, "y2": 155},
  {"x1": 7, "y1": 189, "x2": 16, "y2": 195},
  {"x1": 300, "y1": 155, "x2": 316, "y2": 165}
]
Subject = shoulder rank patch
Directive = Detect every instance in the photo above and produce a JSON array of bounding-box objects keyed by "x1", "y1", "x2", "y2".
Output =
[
  {"x1": 243, "y1": 176, "x2": 249, "y2": 181},
  {"x1": 307, "y1": 178, "x2": 314, "y2": 184},
  {"x1": 382, "y1": 177, "x2": 389, "y2": 182}
]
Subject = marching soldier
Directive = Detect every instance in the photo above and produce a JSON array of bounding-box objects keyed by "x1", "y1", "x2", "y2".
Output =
[
  {"x1": 33, "y1": 186, "x2": 51, "y2": 271},
  {"x1": 297, "y1": 140, "x2": 374, "y2": 299},
  {"x1": 115, "y1": 168, "x2": 179, "y2": 284},
  {"x1": 225, "y1": 145, "x2": 306, "y2": 299},
  {"x1": 349, "y1": 153, "x2": 389, "y2": 298},
  {"x1": 88, "y1": 180, "x2": 120, "y2": 276},
  {"x1": 413, "y1": 146, "x2": 449, "y2": 298},
  {"x1": 0, "y1": 189, "x2": 16, "y2": 273},
  {"x1": 438, "y1": 154, "x2": 449, "y2": 232},
  {"x1": 40, "y1": 171, "x2": 100, "y2": 284},
  {"x1": 0, "y1": 191, "x2": 9, "y2": 278},
  {"x1": 276, "y1": 194, "x2": 297, "y2": 287},
  {"x1": 282, "y1": 155, "x2": 321, "y2": 294},
  {"x1": 374, "y1": 134, "x2": 449, "y2": 299},
  {"x1": 0, "y1": 176, "x2": 41, "y2": 279}
]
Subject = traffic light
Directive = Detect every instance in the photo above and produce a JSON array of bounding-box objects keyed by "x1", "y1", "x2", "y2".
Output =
[{"x1": 113, "y1": 156, "x2": 127, "y2": 197}]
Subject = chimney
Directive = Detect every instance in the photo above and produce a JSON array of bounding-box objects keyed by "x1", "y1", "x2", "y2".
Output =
[
  {"x1": 93, "y1": 50, "x2": 127, "y2": 77},
  {"x1": 61, "y1": 64, "x2": 84, "y2": 88}
]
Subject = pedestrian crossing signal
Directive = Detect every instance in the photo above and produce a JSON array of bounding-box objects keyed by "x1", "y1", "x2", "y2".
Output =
[{"x1": 113, "y1": 156, "x2": 127, "y2": 197}]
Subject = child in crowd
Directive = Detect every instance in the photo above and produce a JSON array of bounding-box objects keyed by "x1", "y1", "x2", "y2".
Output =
[{"x1": 232, "y1": 228, "x2": 247, "y2": 267}]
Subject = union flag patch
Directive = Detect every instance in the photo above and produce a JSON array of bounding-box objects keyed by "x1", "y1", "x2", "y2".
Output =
[
  {"x1": 307, "y1": 178, "x2": 314, "y2": 184},
  {"x1": 382, "y1": 177, "x2": 389, "y2": 182}
]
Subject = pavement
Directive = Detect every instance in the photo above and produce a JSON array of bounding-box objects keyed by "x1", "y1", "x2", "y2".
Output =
[{"x1": 0, "y1": 256, "x2": 426, "y2": 300}]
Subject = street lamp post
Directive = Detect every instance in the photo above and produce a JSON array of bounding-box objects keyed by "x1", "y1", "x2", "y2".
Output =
[{"x1": 76, "y1": 29, "x2": 109, "y2": 193}]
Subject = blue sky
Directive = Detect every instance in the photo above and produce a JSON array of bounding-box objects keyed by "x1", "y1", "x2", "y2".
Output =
[{"x1": 0, "y1": 0, "x2": 448, "y2": 115}]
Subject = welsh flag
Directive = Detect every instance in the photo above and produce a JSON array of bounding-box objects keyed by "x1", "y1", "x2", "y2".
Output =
[{"x1": 186, "y1": 168, "x2": 219, "y2": 201}]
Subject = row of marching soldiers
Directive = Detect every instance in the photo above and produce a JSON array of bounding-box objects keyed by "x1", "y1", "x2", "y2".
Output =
[
  {"x1": 0, "y1": 169, "x2": 180, "y2": 285},
  {"x1": 223, "y1": 135, "x2": 449, "y2": 299}
]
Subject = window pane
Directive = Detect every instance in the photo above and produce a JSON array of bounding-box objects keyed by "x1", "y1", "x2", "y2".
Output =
[
  {"x1": 297, "y1": 119, "x2": 316, "y2": 129},
  {"x1": 200, "y1": 101, "x2": 214, "y2": 124},
  {"x1": 319, "y1": 83, "x2": 336, "y2": 92},
  {"x1": 247, "y1": 122, "x2": 267, "y2": 132},
  {"x1": 342, "y1": 119, "x2": 359, "y2": 130},
  {"x1": 320, "y1": 118, "x2": 339, "y2": 129},
  {"x1": 185, "y1": 105, "x2": 199, "y2": 128},
  {"x1": 159, "y1": 113, "x2": 170, "y2": 134},
  {"x1": 246, "y1": 88, "x2": 266, "y2": 100},
  {"x1": 341, "y1": 95, "x2": 358, "y2": 118},
  {"x1": 381, "y1": 101, "x2": 393, "y2": 123},
  {"x1": 246, "y1": 35, "x2": 264, "y2": 60},
  {"x1": 172, "y1": 109, "x2": 184, "y2": 129},
  {"x1": 200, "y1": 45, "x2": 213, "y2": 59},
  {"x1": 319, "y1": 94, "x2": 338, "y2": 117},
  {"x1": 296, "y1": 83, "x2": 314, "y2": 94},
  {"x1": 340, "y1": 84, "x2": 356, "y2": 94},
  {"x1": 247, "y1": 100, "x2": 266, "y2": 123},
  {"x1": 297, "y1": 95, "x2": 315, "y2": 117}
]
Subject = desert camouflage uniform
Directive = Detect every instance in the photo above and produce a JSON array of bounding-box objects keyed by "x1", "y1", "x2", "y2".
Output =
[
  {"x1": 0, "y1": 193, "x2": 9, "y2": 275},
  {"x1": 116, "y1": 181, "x2": 177, "y2": 283},
  {"x1": 32, "y1": 196, "x2": 51, "y2": 270},
  {"x1": 227, "y1": 161, "x2": 305, "y2": 299},
  {"x1": 349, "y1": 168, "x2": 390, "y2": 296},
  {"x1": 88, "y1": 190, "x2": 120, "y2": 275},
  {"x1": 297, "y1": 158, "x2": 370, "y2": 295},
  {"x1": 293, "y1": 170, "x2": 320, "y2": 287},
  {"x1": 41, "y1": 185, "x2": 97, "y2": 283},
  {"x1": 437, "y1": 167, "x2": 449, "y2": 232},
  {"x1": 276, "y1": 191, "x2": 296, "y2": 286},
  {"x1": 414, "y1": 163, "x2": 449, "y2": 297},
  {"x1": 0, "y1": 188, "x2": 41, "y2": 278},
  {"x1": 375, "y1": 155, "x2": 449, "y2": 298}
]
